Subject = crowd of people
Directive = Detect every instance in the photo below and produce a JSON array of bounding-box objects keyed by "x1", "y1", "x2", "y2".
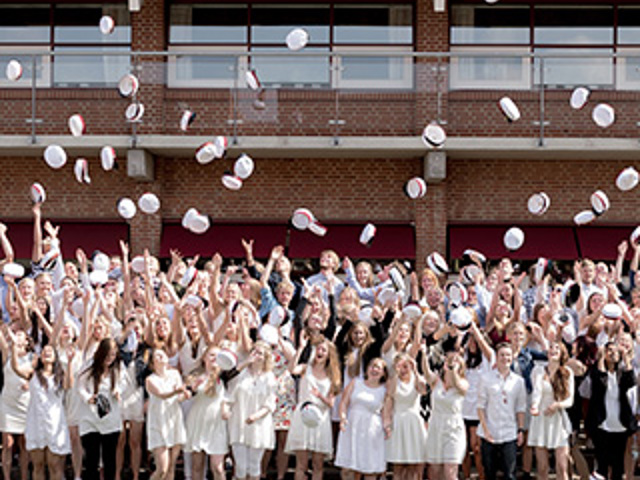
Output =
[{"x1": 0, "y1": 203, "x2": 639, "y2": 480}]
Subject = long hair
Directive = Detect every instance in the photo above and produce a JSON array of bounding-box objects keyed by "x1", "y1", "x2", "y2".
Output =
[
  {"x1": 84, "y1": 338, "x2": 120, "y2": 395},
  {"x1": 550, "y1": 342, "x2": 571, "y2": 402},
  {"x1": 201, "y1": 346, "x2": 222, "y2": 397},
  {"x1": 34, "y1": 346, "x2": 64, "y2": 393},
  {"x1": 355, "y1": 261, "x2": 375, "y2": 288},
  {"x1": 30, "y1": 296, "x2": 51, "y2": 348},
  {"x1": 345, "y1": 321, "x2": 374, "y2": 379},
  {"x1": 312, "y1": 337, "x2": 342, "y2": 396},
  {"x1": 252, "y1": 341, "x2": 274, "y2": 373}
]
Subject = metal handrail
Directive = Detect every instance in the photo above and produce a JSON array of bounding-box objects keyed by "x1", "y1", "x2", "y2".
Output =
[
  {"x1": 3, "y1": 49, "x2": 636, "y2": 58},
  {"x1": 4, "y1": 49, "x2": 639, "y2": 146}
]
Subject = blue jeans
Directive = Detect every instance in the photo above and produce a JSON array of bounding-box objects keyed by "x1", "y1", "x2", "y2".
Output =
[{"x1": 480, "y1": 438, "x2": 517, "y2": 480}]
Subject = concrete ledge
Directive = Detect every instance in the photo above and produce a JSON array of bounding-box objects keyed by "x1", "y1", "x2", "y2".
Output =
[{"x1": 0, "y1": 135, "x2": 639, "y2": 160}]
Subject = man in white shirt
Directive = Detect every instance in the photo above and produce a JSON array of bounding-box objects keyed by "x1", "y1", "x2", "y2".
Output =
[{"x1": 477, "y1": 342, "x2": 527, "y2": 480}]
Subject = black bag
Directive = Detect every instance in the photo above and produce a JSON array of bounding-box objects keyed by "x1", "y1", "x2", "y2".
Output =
[{"x1": 95, "y1": 393, "x2": 111, "y2": 418}]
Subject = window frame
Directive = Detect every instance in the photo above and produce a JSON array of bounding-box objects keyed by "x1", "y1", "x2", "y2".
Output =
[
  {"x1": 167, "y1": 45, "x2": 247, "y2": 88},
  {"x1": 167, "y1": 2, "x2": 414, "y2": 89},
  {"x1": 449, "y1": 46, "x2": 531, "y2": 91}
]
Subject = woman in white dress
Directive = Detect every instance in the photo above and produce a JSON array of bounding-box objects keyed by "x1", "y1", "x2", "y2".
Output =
[
  {"x1": 115, "y1": 311, "x2": 147, "y2": 480},
  {"x1": 0, "y1": 326, "x2": 33, "y2": 480},
  {"x1": 528, "y1": 342, "x2": 573, "y2": 480},
  {"x1": 184, "y1": 346, "x2": 230, "y2": 480},
  {"x1": 227, "y1": 341, "x2": 278, "y2": 480},
  {"x1": 423, "y1": 349, "x2": 469, "y2": 480},
  {"x1": 53, "y1": 290, "x2": 85, "y2": 480},
  {"x1": 24, "y1": 344, "x2": 71, "y2": 480},
  {"x1": 335, "y1": 357, "x2": 388, "y2": 480},
  {"x1": 175, "y1": 296, "x2": 211, "y2": 480},
  {"x1": 285, "y1": 337, "x2": 341, "y2": 480},
  {"x1": 383, "y1": 352, "x2": 428, "y2": 480},
  {"x1": 146, "y1": 348, "x2": 190, "y2": 480}
]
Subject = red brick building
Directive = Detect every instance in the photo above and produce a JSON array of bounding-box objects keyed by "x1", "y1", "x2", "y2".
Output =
[{"x1": 1, "y1": 0, "x2": 639, "y2": 267}]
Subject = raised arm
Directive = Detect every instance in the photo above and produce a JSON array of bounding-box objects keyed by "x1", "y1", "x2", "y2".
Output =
[
  {"x1": 32, "y1": 203, "x2": 43, "y2": 263},
  {"x1": 212, "y1": 306, "x2": 232, "y2": 347},
  {"x1": 208, "y1": 253, "x2": 224, "y2": 314},
  {"x1": 79, "y1": 289, "x2": 96, "y2": 352},
  {"x1": 286, "y1": 333, "x2": 309, "y2": 376},
  {"x1": 241, "y1": 238, "x2": 255, "y2": 268},
  {"x1": 0, "y1": 223, "x2": 14, "y2": 263},
  {"x1": 10, "y1": 341, "x2": 34, "y2": 380},
  {"x1": 236, "y1": 300, "x2": 254, "y2": 354},
  {"x1": 260, "y1": 245, "x2": 283, "y2": 288},
  {"x1": 615, "y1": 241, "x2": 628, "y2": 284},
  {"x1": 120, "y1": 240, "x2": 133, "y2": 312},
  {"x1": 0, "y1": 322, "x2": 11, "y2": 362},
  {"x1": 408, "y1": 314, "x2": 423, "y2": 359},
  {"x1": 469, "y1": 321, "x2": 494, "y2": 362},
  {"x1": 420, "y1": 343, "x2": 438, "y2": 387},
  {"x1": 166, "y1": 249, "x2": 183, "y2": 284}
]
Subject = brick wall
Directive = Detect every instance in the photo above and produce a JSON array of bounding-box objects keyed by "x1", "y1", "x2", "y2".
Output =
[{"x1": 446, "y1": 158, "x2": 639, "y2": 224}]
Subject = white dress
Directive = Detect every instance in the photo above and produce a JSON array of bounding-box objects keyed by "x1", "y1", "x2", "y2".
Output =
[
  {"x1": 425, "y1": 380, "x2": 466, "y2": 465},
  {"x1": 334, "y1": 378, "x2": 387, "y2": 474},
  {"x1": 527, "y1": 365, "x2": 574, "y2": 449},
  {"x1": 146, "y1": 369, "x2": 187, "y2": 450},
  {"x1": 121, "y1": 360, "x2": 145, "y2": 423},
  {"x1": 285, "y1": 367, "x2": 333, "y2": 457},
  {"x1": 462, "y1": 353, "x2": 494, "y2": 421},
  {"x1": 185, "y1": 379, "x2": 229, "y2": 455},
  {"x1": 227, "y1": 368, "x2": 278, "y2": 450},
  {"x1": 25, "y1": 375, "x2": 71, "y2": 455},
  {"x1": 0, "y1": 355, "x2": 32, "y2": 434},
  {"x1": 58, "y1": 348, "x2": 83, "y2": 427},
  {"x1": 386, "y1": 373, "x2": 428, "y2": 464}
]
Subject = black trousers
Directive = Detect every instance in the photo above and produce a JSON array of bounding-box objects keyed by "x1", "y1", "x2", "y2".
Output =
[
  {"x1": 81, "y1": 431, "x2": 121, "y2": 480},
  {"x1": 481, "y1": 439, "x2": 517, "y2": 480},
  {"x1": 593, "y1": 427, "x2": 630, "y2": 480}
]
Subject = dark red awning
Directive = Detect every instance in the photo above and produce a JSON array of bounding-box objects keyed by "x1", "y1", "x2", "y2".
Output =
[
  {"x1": 575, "y1": 226, "x2": 636, "y2": 261},
  {"x1": 448, "y1": 225, "x2": 579, "y2": 260},
  {"x1": 160, "y1": 223, "x2": 288, "y2": 258},
  {"x1": 3, "y1": 221, "x2": 129, "y2": 259},
  {"x1": 288, "y1": 223, "x2": 415, "y2": 259}
]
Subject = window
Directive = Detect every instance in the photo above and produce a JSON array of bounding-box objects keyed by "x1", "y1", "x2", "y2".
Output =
[
  {"x1": 450, "y1": 47, "x2": 530, "y2": 90},
  {"x1": 0, "y1": 3, "x2": 131, "y2": 88},
  {"x1": 53, "y1": 4, "x2": 131, "y2": 87},
  {"x1": 334, "y1": 4, "x2": 412, "y2": 45},
  {"x1": 251, "y1": 5, "x2": 330, "y2": 44},
  {"x1": 449, "y1": 2, "x2": 633, "y2": 91},
  {"x1": 451, "y1": 5, "x2": 529, "y2": 45},
  {"x1": 0, "y1": 4, "x2": 50, "y2": 44},
  {"x1": 169, "y1": 4, "x2": 248, "y2": 44},
  {"x1": 168, "y1": 2, "x2": 414, "y2": 89},
  {"x1": 533, "y1": 6, "x2": 613, "y2": 46}
]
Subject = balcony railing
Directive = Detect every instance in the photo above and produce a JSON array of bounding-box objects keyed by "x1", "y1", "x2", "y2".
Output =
[{"x1": 3, "y1": 49, "x2": 640, "y2": 147}]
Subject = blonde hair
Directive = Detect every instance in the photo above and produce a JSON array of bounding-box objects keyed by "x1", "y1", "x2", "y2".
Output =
[
  {"x1": 421, "y1": 268, "x2": 439, "y2": 288},
  {"x1": 321, "y1": 250, "x2": 340, "y2": 272},
  {"x1": 252, "y1": 341, "x2": 274, "y2": 372},
  {"x1": 345, "y1": 322, "x2": 374, "y2": 378}
]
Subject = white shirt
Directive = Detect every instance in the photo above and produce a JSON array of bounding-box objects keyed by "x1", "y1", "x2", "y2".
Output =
[
  {"x1": 477, "y1": 368, "x2": 527, "y2": 443},
  {"x1": 600, "y1": 371, "x2": 626, "y2": 432},
  {"x1": 77, "y1": 364, "x2": 125, "y2": 436}
]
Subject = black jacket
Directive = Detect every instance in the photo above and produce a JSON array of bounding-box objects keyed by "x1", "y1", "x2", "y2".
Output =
[{"x1": 586, "y1": 365, "x2": 637, "y2": 435}]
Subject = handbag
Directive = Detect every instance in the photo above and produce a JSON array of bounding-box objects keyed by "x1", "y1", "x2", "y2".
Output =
[{"x1": 95, "y1": 393, "x2": 111, "y2": 418}]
